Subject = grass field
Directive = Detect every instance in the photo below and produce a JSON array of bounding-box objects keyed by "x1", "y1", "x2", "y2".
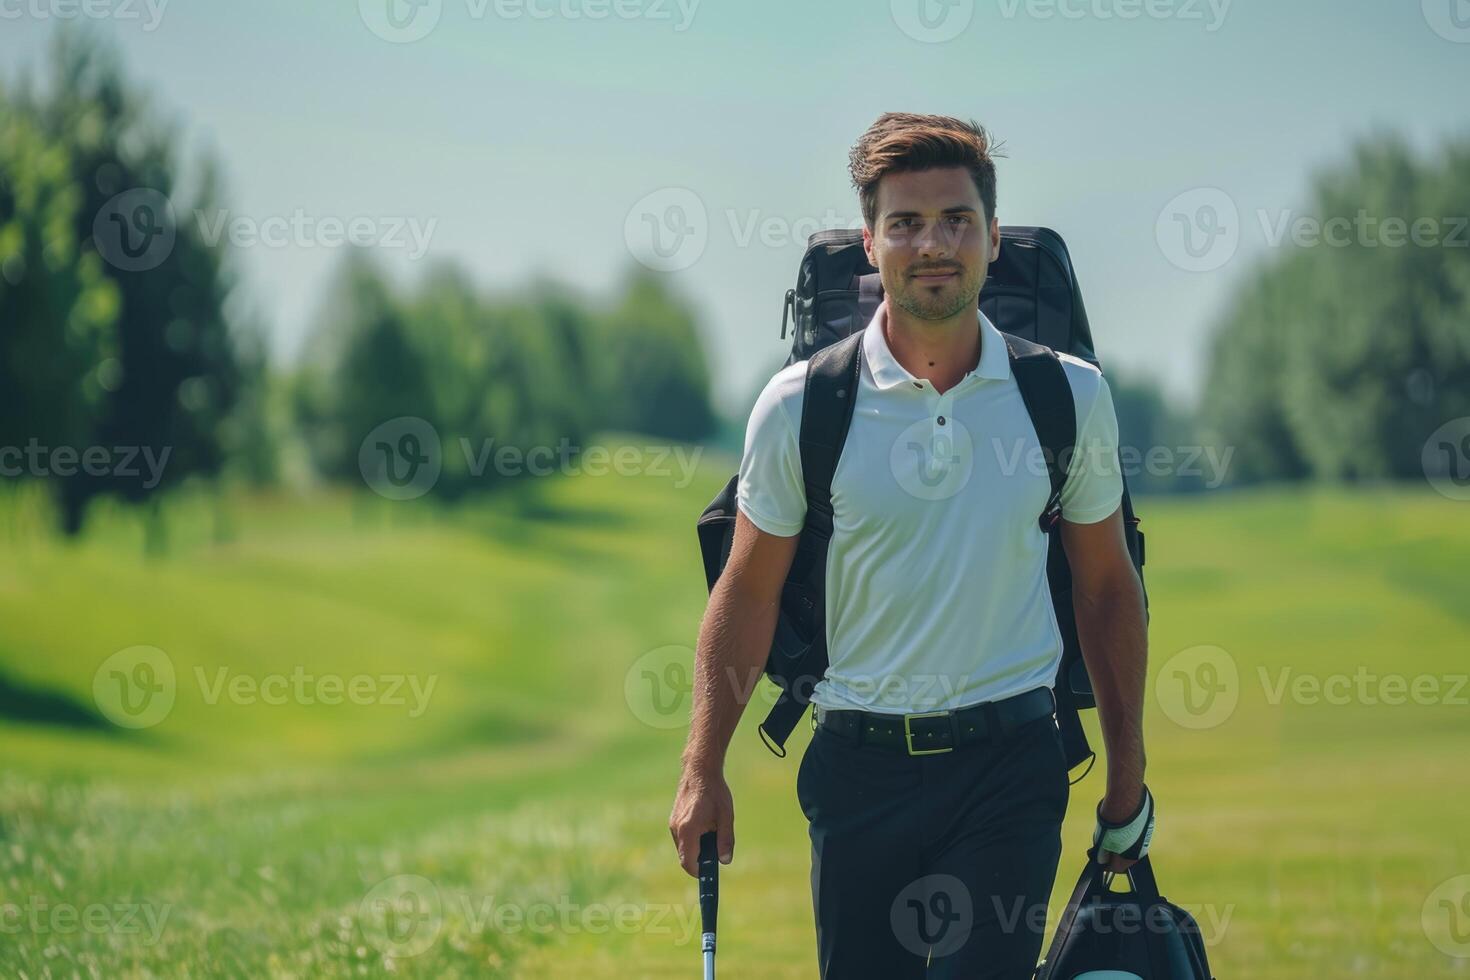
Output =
[{"x1": 1, "y1": 442, "x2": 1467, "y2": 978}]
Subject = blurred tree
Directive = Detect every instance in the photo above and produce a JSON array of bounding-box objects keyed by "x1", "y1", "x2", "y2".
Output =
[
  {"x1": 0, "y1": 32, "x2": 264, "y2": 537},
  {"x1": 596, "y1": 268, "x2": 716, "y2": 443},
  {"x1": 1202, "y1": 130, "x2": 1470, "y2": 482},
  {"x1": 297, "y1": 255, "x2": 714, "y2": 499}
]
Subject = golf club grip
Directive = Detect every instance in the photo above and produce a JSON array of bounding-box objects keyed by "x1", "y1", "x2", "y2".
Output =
[{"x1": 697, "y1": 830, "x2": 719, "y2": 940}]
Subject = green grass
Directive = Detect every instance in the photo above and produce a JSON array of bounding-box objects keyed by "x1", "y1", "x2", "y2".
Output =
[{"x1": 1, "y1": 454, "x2": 1467, "y2": 978}]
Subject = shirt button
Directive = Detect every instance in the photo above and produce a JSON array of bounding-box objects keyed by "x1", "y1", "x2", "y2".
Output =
[{"x1": 937, "y1": 416, "x2": 946, "y2": 425}]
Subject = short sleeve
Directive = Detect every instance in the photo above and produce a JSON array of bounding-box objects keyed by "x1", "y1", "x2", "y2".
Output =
[
  {"x1": 1059, "y1": 369, "x2": 1125, "y2": 524},
  {"x1": 736, "y1": 369, "x2": 807, "y2": 537}
]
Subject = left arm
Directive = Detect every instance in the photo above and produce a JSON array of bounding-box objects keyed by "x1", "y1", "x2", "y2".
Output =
[{"x1": 1061, "y1": 506, "x2": 1149, "y2": 871}]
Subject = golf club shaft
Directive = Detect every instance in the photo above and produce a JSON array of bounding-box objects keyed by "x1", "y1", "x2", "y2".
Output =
[{"x1": 698, "y1": 830, "x2": 719, "y2": 979}]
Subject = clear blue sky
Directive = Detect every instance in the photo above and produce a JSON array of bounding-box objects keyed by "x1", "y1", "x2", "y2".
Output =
[{"x1": 3, "y1": 0, "x2": 1467, "y2": 414}]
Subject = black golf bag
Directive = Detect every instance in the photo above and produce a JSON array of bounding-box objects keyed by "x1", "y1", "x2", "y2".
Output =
[{"x1": 1035, "y1": 854, "x2": 1216, "y2": 979}]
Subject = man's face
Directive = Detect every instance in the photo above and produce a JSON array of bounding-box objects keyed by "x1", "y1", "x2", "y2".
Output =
[{"x1": 863, "y1": 166, "x2": 999, "y2": 323}]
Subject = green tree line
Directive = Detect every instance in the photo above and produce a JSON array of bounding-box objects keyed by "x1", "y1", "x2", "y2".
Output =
[{"x1": 1200, "y1": 131, "x2": 1470, "y2": 482}]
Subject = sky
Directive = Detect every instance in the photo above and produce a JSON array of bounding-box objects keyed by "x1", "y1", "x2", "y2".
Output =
[{"x1": 2, "y1": 0, "x2": 1467, "y2": 416}]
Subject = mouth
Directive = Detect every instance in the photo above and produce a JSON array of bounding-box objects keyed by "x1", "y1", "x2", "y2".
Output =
[{"x1": 911, "y1": 268, "x2": 960, "y2": 283}]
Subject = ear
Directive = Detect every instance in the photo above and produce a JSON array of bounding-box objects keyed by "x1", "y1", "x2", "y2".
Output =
[
  {"x1": 862, "y1": 223, "x2": 876, "y2": 267},
  {"x1": 988, "y1": 216, "x2": 1001, "y2": 266}
]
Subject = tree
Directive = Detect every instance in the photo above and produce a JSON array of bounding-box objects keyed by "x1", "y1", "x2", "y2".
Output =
[
  {"x1": 0, "y1": 32, "x2": 260, "y2": 536},
  {"x1": 1201, "y1": 130, "x2": 1470, "y2": 483}
]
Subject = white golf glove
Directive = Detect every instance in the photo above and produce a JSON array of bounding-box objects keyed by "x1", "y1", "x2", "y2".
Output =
[{"x1": 1093, "y1": 785, "x2": 1155, "y2": 864}]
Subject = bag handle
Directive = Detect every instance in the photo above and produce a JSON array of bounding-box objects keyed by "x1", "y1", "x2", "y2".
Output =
[{"x1": 1035, "y1": 851, "x2": 1164, "y2": 979}]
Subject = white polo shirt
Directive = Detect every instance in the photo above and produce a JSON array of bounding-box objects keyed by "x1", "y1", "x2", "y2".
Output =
[{"x1": 737, "y1": 300, "x2": 1123, "y2": 715}]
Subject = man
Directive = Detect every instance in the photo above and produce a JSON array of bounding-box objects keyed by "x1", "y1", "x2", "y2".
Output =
[{"x1": 670, "y1": 112, "x2": 1152, "y2": 979}]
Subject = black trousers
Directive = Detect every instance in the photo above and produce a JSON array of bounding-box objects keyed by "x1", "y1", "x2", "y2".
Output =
[{"x1": 796, "y1": 710, "x2": 1069, "y2": 980}]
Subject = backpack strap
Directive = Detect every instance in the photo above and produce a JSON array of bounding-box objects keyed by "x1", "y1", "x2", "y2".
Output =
[
  {"x1": 1002, "y1": 333, "x2": 1076, "y2": 530},
  {"x1": 798, "y1": 330, "x2": 863, "y2": 539},
  {"x1": 1003, "y1": 332, "x2": 1098, "y2": 776},
  {"x1": 757, "y1": 331, "x2": 864, "y2": 753}
]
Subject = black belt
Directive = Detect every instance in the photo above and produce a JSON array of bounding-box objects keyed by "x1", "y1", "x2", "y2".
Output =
[{"x1": 813, "y1": 686, "x2": 1056, "y2": 755}]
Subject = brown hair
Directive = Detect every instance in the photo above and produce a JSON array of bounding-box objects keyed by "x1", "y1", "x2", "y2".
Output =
[{"x1": 848, "y1": 112, "x2": 1002, "y2": 228}]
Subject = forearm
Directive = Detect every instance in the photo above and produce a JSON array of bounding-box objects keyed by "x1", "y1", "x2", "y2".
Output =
[
  {"x1": 1073, "y1": 569, "x2": 1149, "y2": 810},
  {"x1": 681, "y1": 580, "x2": 779, "y2": 771}
]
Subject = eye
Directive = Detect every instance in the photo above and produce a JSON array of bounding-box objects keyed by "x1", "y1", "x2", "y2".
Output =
[
  {"x1": 892, "y1": 218, "x2": 914, "y2": 229},
  {"x1": 946, "y1": 215, "x2": 971, "y2": 226}
]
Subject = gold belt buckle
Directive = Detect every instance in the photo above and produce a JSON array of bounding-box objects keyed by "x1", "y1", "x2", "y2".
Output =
[{"x1": 903, "y1": 710, "x2": 953, "y2": 756}]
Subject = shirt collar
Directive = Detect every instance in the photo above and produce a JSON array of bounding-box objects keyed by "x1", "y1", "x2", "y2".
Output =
[{"x1": 862, "y1": 298, "x2": 1011, "y2": 390}]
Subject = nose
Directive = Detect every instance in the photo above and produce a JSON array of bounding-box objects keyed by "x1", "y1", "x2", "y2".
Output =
[{"x1": 914, "y1": 219, "x2": 954, "y2": 260}]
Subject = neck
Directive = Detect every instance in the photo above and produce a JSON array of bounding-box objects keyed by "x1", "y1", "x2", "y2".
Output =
[{"x1": 883, "y1": 300, "x2": 982, "y2": 395}]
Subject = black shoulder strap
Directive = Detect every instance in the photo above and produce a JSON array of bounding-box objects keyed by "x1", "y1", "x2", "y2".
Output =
[
  {"x1": 1003, "y1": 332, "x2": 1076, "y2": 530},
  {"x1": 798, "y1": 331, "x2": 864, "y2": 539},
  {"x1": 756, "y1": 331, "x2": 863, "y2": 755}
]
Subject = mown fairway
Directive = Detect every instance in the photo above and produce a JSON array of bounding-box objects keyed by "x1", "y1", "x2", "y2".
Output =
[{"x1": 1, "y1": 444, "x2": 1467, "y2": 978}]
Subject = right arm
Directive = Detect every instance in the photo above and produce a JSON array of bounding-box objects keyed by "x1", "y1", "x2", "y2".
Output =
[{"x1": 668, "y1": 510, "x2": 798, "y2": 877}]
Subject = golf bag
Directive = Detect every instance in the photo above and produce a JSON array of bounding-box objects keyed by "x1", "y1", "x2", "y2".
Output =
[
  {"x1": 695, "y1": 227, "x2": 1147, "y2": 766},
  {"x1": 1034, "y1": 854, "x2": 1216, "y2": 979}
]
